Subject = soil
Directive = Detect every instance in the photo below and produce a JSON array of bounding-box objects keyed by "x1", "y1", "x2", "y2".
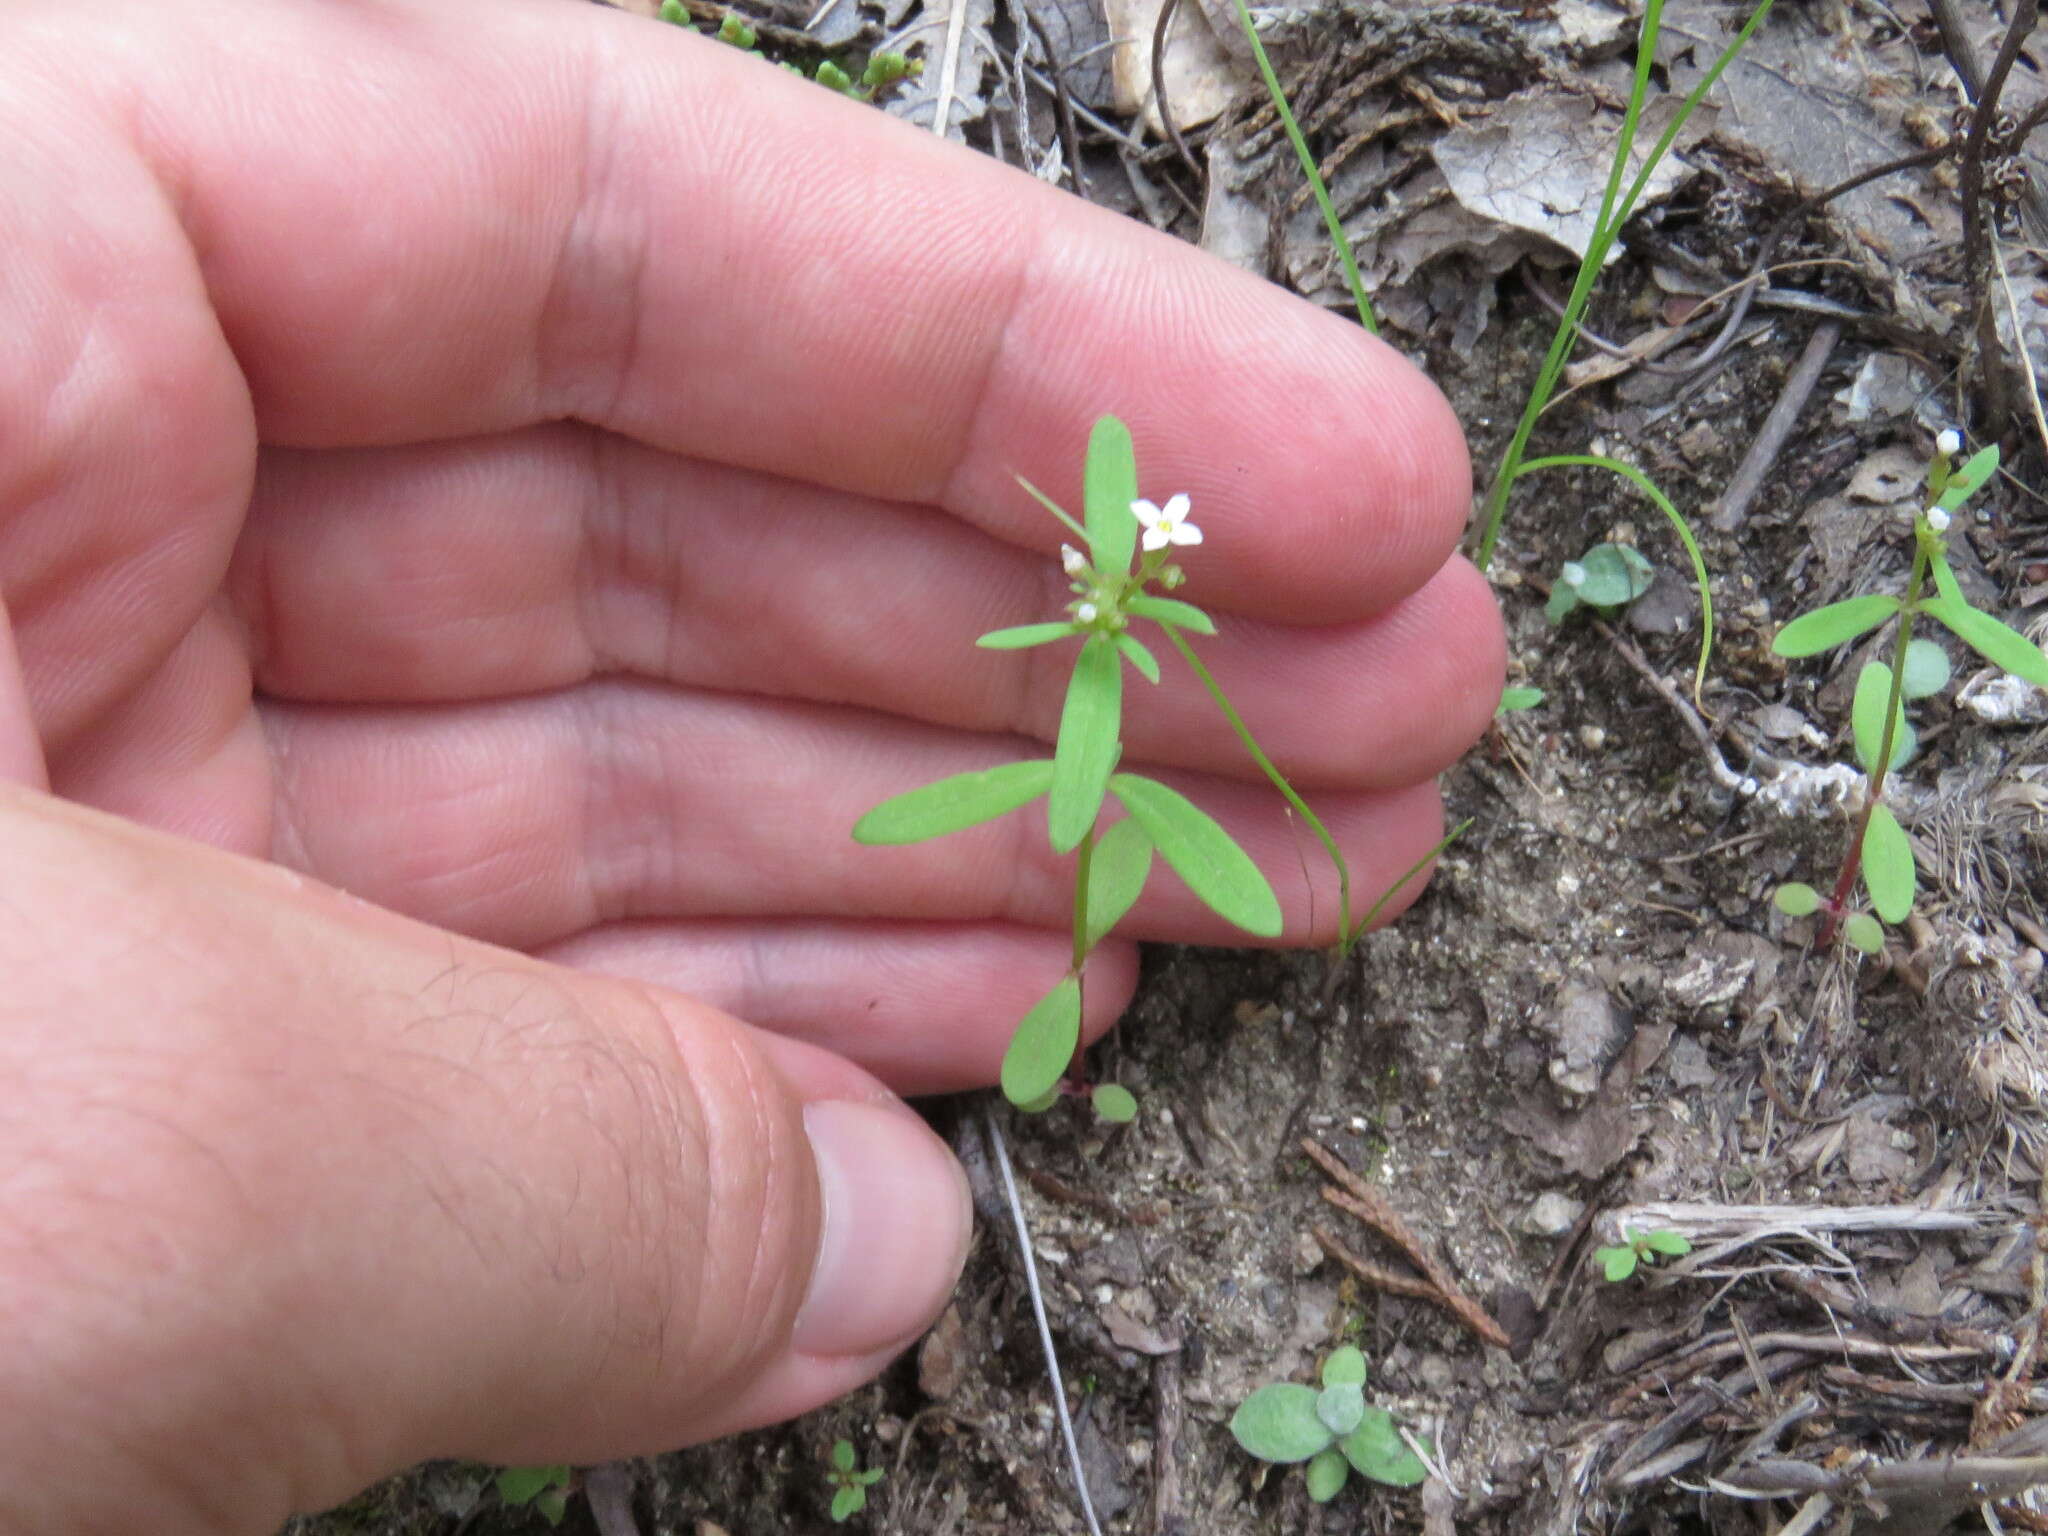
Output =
[{"x1": 295, "y1": 0, "x2": 2048, "y2": 1531}]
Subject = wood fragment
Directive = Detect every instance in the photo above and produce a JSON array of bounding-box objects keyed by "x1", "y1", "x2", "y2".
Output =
[
  {"x1": 1302, "y1": 1139, "x2": 1510, "y2": 1349},
  {"x1": 1710, "y1": 321, "x2": 1841, "y2": 533}
]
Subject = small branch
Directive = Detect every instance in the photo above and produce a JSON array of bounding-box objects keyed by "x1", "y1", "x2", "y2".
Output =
[
  {"x1": 1302, "y1": 1139, "x2": 1510, "y2": 1348},
  {"x1": 1711, "y1": 322, "x2": 1841, "y2": 532}
]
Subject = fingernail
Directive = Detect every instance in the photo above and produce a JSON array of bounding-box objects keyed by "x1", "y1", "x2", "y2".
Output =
[{"x1": 794, "y1": 1101, "x2": 973, "y2": 1358}]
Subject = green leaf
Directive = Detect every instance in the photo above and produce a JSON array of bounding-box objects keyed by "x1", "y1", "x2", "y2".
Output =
[
  {"x1": 1230, "y1": 1383, "x2": 1335, "y2": 1463},
  {"x1": 831, "y1": 1440, "x2": 856, "y2": 1473},
  {"x1": 1772, "y1": 594, "x2": 1902, "y2": 657},
  {"x1": 1570, "y1": 543, "x2": 1654, "y2": 608},
  {"x1": 1126, "y1": 594, "x2": 1217, "y2": 635},
  {"x1": 1340, "y1": 1408, "x2": 1429, "y2": 1487},
  {"x1": 1017, "y1": 1087, "x2": 1060, "y2": 1114},
  {"x1": 1851, "y1": 662, "x2": 1912, "y2": 774},
  {"x1": 1048, "y1": 635, "x2": 1123, "y2": 853},
  {"x1": 1642, "y1": 1229, "x2": 1692, "y2": 1257},
  {"x1": 977, "y1": 622, "x2": 1078, "y2": 650},
  {"x1": 1091, "y1": 1083, "x2": 1138, "y2": 1123},
  {"x1": 1844, "y1": 912, "x2": 1886, "y2": 954},
  {"x1": 496, "y1": 1467, "x2": 570, "y2": 1506},
  {"x1": 1321, "y1": 1345, "x2": 1367, "y2": 1388},
  {"x1": 1497, "y1": 685, "x2": 1545, "y2": 714},
  {"x1": 1306, "y1": 1448, "x2": 1350, "y2": 1503},
  {"x1": 831, "y1": 1485, "x2": 865, "y2": 1522},
  {"x1": 1316, "y1": 1383, "x2": 1366, "y2": 1437},
  {"x1": 1084, "y1": 416, "x2": 1141, "y2": 578},
  {"x1": 1083, "y1": 817, "x2": 1153, "y2": 950},
  {"x1": 1861, "y1": 803, "x2": 1916, "y2": 924},
  {"x1": 1544, "y1": 582, "x2": 1582, "y2": 624},
  {"x1": 1000, "y1": 976, "x2": 1082, "y2": 1106},
  {"x1": 1596, "y1": 1245, "x2": 1638, "y2": 1282},
  {"x1": 1916, "y1": 597, "x2": 2048, "y2": 687},
  {"x1": 855, "y1": 1469, "x2": 885, "y2": 1486},
  {"x1": 658, "y1": 0, "x2": 689, "y2": 21},
  {"x1": 535, "y1": 1489, "x2": 569, "y2": 1527},
  {"x1": 1109, "y1": 774, "x2": 1282, "y2": 937},
  {"x1": 1901, "y1": 638, "x2": 1952, "y2": 699},
  {"x1": 1774, "y1": 883, "x2": 1820, "y2": 917},
  {"x1": 1938, "y1": 443, "x2": 1999, "y2": 509},
  {"x1": 1115, "y1": 633, "x2": 1161, "y2": 684},
  {"x1": 853, "y1": 760, "x2": 1055, "y2": 845}
]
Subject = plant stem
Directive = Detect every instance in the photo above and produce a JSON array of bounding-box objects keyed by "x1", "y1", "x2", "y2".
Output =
[
  {"x1": 1816, "y1": 541, "x2": 1929, "y2": 946},
  {"x1": 1156, "y1": 623, "x2": 1354, "y2": 943},
  {"x1": 1071, "y1": 828, "x2": 1094, "y2": 973}
]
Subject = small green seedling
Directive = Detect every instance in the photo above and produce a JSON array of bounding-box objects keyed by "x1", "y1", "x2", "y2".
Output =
[
  {"x1": 1230, "y1": 1346, "x2": 1431, "y2": 1502},
  {"x1": 1546, "y1": 542, "x2": 1654, "y2": 623},
  {"x1": 495, "y1": 1465, "x2": 573, "y2": 1528},
  {"x1": 658, "y1": 1, "x2": 918, "y2": 101},
  {"x1": 858, "y1": 418, "x2": 1441, "y2": 1119},
  {"x1": 1772, "y1": 433, "x2": 2048, "y2": 950},
  {"x1": 824, "y1": 1439, "x2": 884, "y2": 1522},
  {"x1": 1594, "y1": 1226, "x2": 1692, "y2": 1282},
  {"x1": 1497, "y1": 685, "x2": 1545, "y2": 715}
]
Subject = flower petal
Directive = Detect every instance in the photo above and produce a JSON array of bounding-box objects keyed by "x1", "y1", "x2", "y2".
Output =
[
  {"x1": 1162, "y1": 493, "x2": 1191, "y2": 524},
  {"x1": 1141, "y1": 528, "x2": 1169, "y2": 551},
  {"x1": 1129, "y1": 498, "x2": 1160, "y2": 525},
  {"x1": 1169, "y1": 523, "x2": 1202, "y2": 546}
]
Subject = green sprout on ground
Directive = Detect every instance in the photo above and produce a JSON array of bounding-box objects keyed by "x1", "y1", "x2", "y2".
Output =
[
  {"x1": 1546, "y1": 542, "x2": 1654, "y2": 623},
  {"x1": 1497, "y1": 686, "x2": 1544, "y2": 715},
  {"x1": 657, "y1": 1, "x2": 918, "y2": 101},
  {"x1": 1230, "y1": 1346, "x2": 1431, "y2": 1502},
  {"x1": 1772, "y1": 433, "x2": 2048, "y2": 953},
  {"x1": 824, "y1": 1439, "x2": 884, "y2": 1522},
  {"x1": 494, "y1": 1465, "x2": 573, "y2": 1527},
  {"x1": 1594, "y1": 1226, "x2": 1692, "y2": 1282}
]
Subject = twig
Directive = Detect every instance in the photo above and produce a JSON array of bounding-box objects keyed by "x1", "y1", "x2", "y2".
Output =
[
  {"x1": 1302, "y1": 1139, "x2": 1511, "y2": 1348},
  {"x1": 1957, "y1": 0, "x2": 2040, "y2": 431},
  {"x1": 584, "y1": 1463, "x2": 643, "y2": 1536},
  {"x1": 985, "y1": 1112, "x2": 1103, "y2": 1536},
  {"x1": 1711, "y1": 321, "x2": 1842, "y2": 532},
  {"x1": 1150, "y1": 0, "x2": 1203, "y2": 180},
  {"x1": 1149, "y1": 1347, "x2": 1184, "y2": 1536},
  {"x1": 1020, "y1": 7, "x2": 1087, "y2": 199},
  {"x1": 1592, "y1": 618, "x2": 1759, "y2": 794},
  {"x1": 1991, "y1": 232, "x2": 2048, "y2": 463}
]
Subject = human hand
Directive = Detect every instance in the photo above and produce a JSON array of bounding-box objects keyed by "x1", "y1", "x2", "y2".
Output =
[{"x1": 0, "y1": 0, "x2": 1502, "y2": 1530}]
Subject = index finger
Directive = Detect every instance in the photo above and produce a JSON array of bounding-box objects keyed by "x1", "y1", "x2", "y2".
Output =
[{"x1": 135, "y1": 0, "x2": 1470, "y2": 620}]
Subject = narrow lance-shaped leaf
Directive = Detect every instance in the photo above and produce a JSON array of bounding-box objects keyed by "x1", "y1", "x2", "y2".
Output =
[
  {"x1": 1000, "y1": 975, "x2": 1081, "y2": 1106},
  {"x1": 1937, "y1": 443, "x2": 1999, "y2": 509},
  {"x1": 1084, "y1": 416, "x2": 1140, "y2": 577},
  {"x1": 1126, "y1": 594, "x2": 1217, "y2": 635},
  {"x1": 1114, "y1": 633, "x2": 1161, "y2": 684},
  {"x1": 977, "y1": 622, "x2": 1077, "y2": 650},
  {"x1": 1861, "y1": 802, "x2": 1916, "y2": 925},
  {"x1": 1916, "y1": 596, "x2": 2048, "y2": 688},
  {"x1": 1850, "y1": 661, "x2": 1912, "y2": 774},
  {"x1": 1083, "y1": 816, "x2": 1153, "y2": 951},
  {"x1": 1772, "y1": 594, "x2": 1901, "y2": 657},
  {"x1": 853, "y1": 759, "x2": 1055, "y2": 845},
  {"x1": 1047, "y1": 636, "x2": 1123, "y2": 853},
  {"x1": 1109, "y1": 773, "x2": 1282, "y2": 937}
]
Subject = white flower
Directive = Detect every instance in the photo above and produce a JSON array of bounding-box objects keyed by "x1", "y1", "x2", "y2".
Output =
[
  {"x1": 1073, "y1": 601, "x2": 1099, "y2": 623},
  {"x1": 1925, "y1": 506, "x2": 1952, "y2": 533},
  {"x1": 1061, "y1": 543, "x2": 1089, "y2": 578},
  {"x1": 1936, "y1": 428, "x2": 1962, "y2": 457},
  {"x1": 1131, "y1": 493, "x2": 1201, "y2": 552}
]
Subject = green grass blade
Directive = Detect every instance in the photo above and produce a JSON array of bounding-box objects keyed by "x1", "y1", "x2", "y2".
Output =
[
  {"x1": 1224, "y1": 0, "x2": 1376, "y2": 333},
  {"x1": 1109, "y1": 772, "x2": 1282, "y2": 936},
  {"x1": 852, "y1": 759, "x2": 1056, "y2": 844},
  {"x1": 1048, "y1": 635, "x2": 1123, "y2": 852}
]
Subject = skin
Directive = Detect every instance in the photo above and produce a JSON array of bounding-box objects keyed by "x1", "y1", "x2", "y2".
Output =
[{"x1": 0, "y1": 0, "x2": 1503, "y2": 1530}]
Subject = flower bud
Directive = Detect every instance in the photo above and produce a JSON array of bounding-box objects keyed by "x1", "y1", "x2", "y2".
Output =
[
  {"x1": 1925, "y1": 507, "x2": 1952, "y2": 533},
  {"x1": 1074, "y1": 601, "x2": 1098, "y2": 623},
  {"x1": 1560, "y1": 561, "x2": 1587, "y2": 588},
  {"x1": 1061, "y1": 544, "x2": 1089, "y2": 578},
  {"x1": 1936, "y1": 428, "x2": 1962, "y2": 457}
]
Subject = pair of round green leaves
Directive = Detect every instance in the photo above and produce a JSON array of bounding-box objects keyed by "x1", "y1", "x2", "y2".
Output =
[{"x1": 1229, "y1": 1346, "x2": 1429, "y2": 1501}]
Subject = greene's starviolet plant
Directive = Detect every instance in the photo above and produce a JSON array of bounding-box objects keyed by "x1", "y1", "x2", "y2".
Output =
[
  {"x1": 1229, "y1": 1346, "x2": 1431, "y2": 1503},
  {"x1": 1772, "y1": 435, "x2": 2048, "y2": 951},
  {"x1": 854, "y1": 418, "x2": 1440, "y2": 1115}
]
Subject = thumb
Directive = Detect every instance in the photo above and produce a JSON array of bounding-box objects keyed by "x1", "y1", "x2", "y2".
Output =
[{"x1": 0, "y1": 787, "x2": 971, "y2": 1536}]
